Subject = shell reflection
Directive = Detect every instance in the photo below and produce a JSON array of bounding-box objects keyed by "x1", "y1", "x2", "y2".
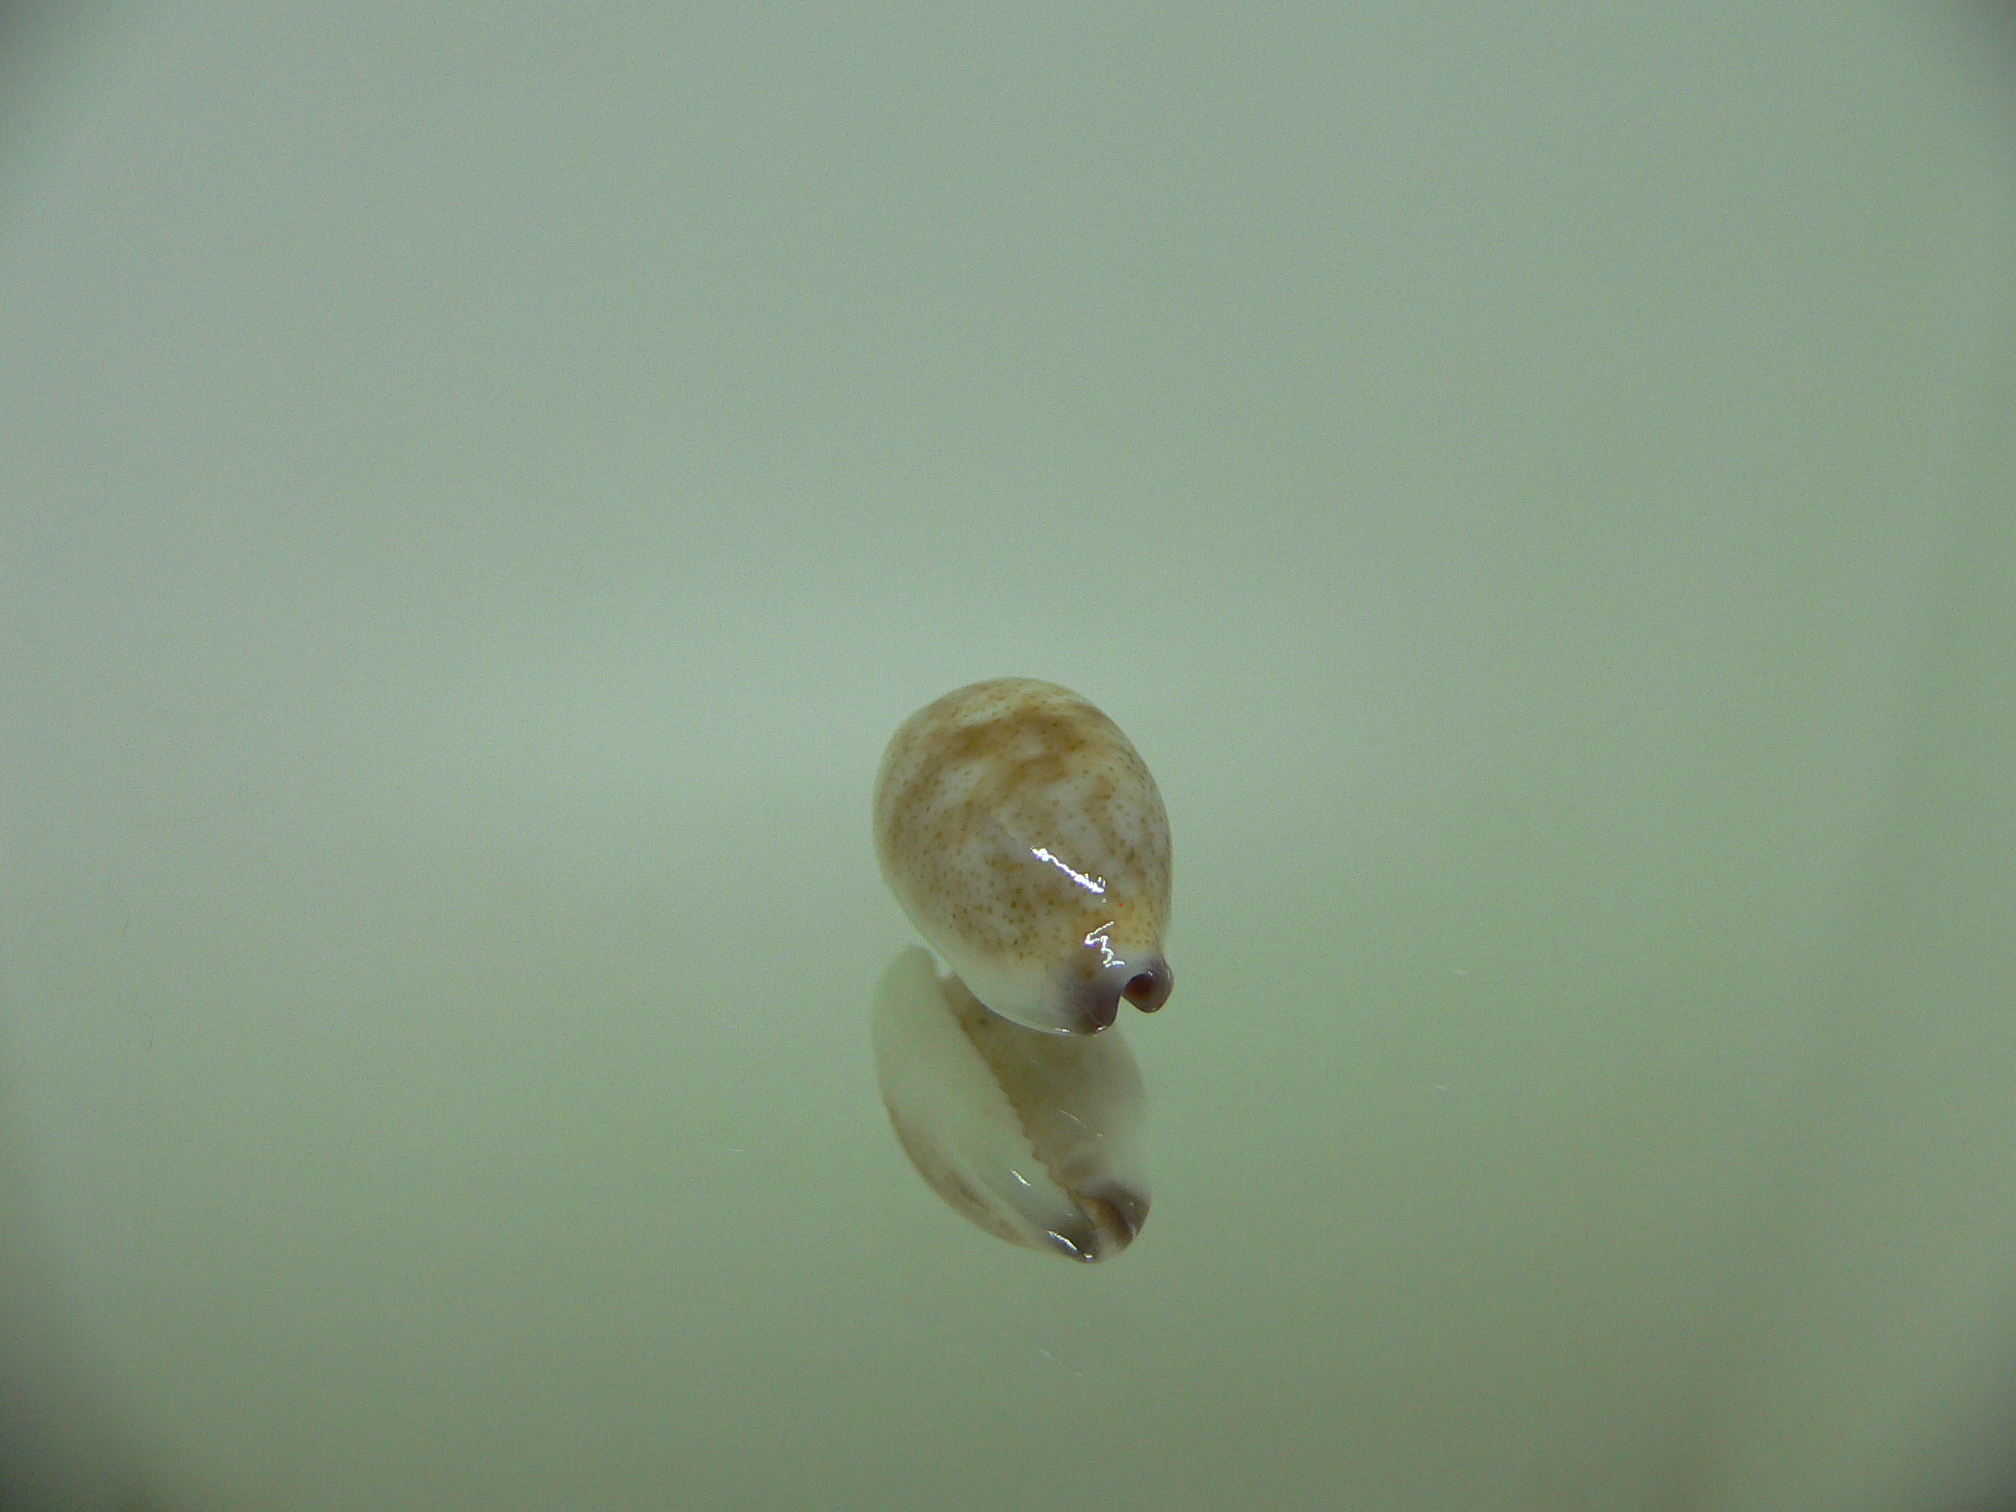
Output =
[
  {"x1": 873, "y1": 678, "x2": 1174, "y2": 1036},
  {"x1": 874, "y1": 947, "x2": 1148, "y2": 1262}
]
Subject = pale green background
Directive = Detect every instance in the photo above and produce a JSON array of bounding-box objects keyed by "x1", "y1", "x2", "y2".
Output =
[{"x1": 2, "y1": 5, "x2": 2015, "y2": 1510}]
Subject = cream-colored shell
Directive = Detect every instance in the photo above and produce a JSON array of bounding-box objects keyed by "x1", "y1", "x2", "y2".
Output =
[
  {"x1": 873, "y1": 947, "x2": 1148, "y2": 1261},
  {"x1": 873, "y1": 678, "x2": 1173, "y2": 1035}
]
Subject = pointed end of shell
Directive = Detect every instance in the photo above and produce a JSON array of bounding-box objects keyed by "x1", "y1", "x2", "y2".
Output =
[
  {"x1": 1051, "y1": 1183, "x2": 1150, "y2": 1261},
  {"x1": 1095, "y1": 1184, "x2": 1150, "y2": 1242},
  {"x1": 1122, "y1": 958, "x2": 1173, "y2": 1013},
  {"x1": 1075, "y1": 955, "x2": 1173, "y2": 1031}
]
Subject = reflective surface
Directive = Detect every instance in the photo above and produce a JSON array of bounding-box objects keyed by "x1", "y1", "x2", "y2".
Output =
[
  {"x1": 2, "y1": 6, "x2": 2015, "y2": 1512},
  {"x1": 872, "y1": 947, "x2": 1148, "y2": 1262}
]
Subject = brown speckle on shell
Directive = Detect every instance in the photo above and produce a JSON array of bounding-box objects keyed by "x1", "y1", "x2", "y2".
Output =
[{"x1": 873, "y1": 679, "x2": 1173, "y2": 1035}]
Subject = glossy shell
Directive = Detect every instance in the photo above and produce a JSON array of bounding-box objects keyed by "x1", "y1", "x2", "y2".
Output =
[
  {"x1": 873, "y1": 947, "x2": 1149, "y2": 1261},
  {"x1": 873, "y1": 678, "x2": 1173, "y2": 1035}
]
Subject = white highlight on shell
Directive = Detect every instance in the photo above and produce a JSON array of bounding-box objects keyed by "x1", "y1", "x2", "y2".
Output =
[
  {"x1": 873, "y1": 678, "x2": 1174, "y2": 1035},
  {"x1": 1031, "y1": 847, "x2": 1107, "y2": 895},
  {"x1": 872, "y1": 947, "x2": 1149, "y2": 1262}
]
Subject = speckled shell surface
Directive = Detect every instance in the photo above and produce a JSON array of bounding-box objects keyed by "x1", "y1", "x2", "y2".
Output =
[{"x1": 873, "y1": 678, "x2": 1173, "y2": 1035}]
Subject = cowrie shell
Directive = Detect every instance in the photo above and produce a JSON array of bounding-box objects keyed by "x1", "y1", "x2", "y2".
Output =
[
  {"x1": 873, "y1": 947, "x2": 1148, "y2": 1262},
  {"x1": 873, "y1": 679, "x2": 1173, "y2": 1036}
]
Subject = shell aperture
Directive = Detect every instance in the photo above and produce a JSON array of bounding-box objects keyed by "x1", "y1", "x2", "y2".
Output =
[
  {"x1": 873, "y1": 947, "x2": 1148, "y2": 1261},
  {"x1": 873, "y1": 678, "x2": 1174, "y2": 1036}
]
